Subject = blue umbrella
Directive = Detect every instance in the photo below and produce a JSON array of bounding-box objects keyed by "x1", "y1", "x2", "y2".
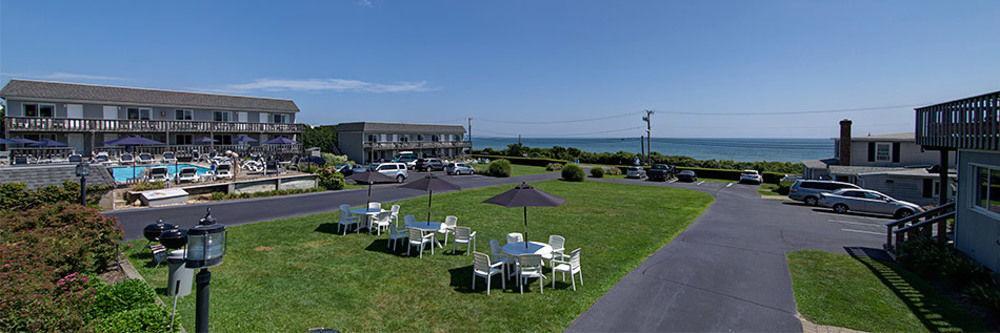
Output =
[
  {"x1": 0, "y1": 138, "x2": 14, "y2": 145},
  {"x1": 104, "y1": 136, "x2": 164, "y2": 146},
  {"x1": 195, "y1": 136, "x2": 218, "y2": 144},
  {"x1": 7, "y1": 137, "x2": 40, "y2": 145},
  {"x1": 31, "y1": 139, "x2": 68, "y2": 147},
  {"x1": 234, "y1": 134, "x2": 258, "y2": 145},
  {"x1": 263, "y1": 136, "x2": 296, "y2": 145}
]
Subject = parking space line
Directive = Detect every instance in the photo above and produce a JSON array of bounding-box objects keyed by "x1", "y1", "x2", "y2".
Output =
[
  {"x1": 814, "y1": 212, "x2": 890, "y2": 222},
  {"x1": 696, "y1": 181, "x2": 705, "y2": 185},
  {"x1": 841, "y1": 228, "x2": 884, "y2": 236},
  {"x1": 725, "y1": 182, "x2": 734, "y2": 188},
  {"x1": 827, "y1": 219, "x2": 885, "y2": 228}
]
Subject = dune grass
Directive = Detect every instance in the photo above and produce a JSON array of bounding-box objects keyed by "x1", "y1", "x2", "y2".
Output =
[
  {"x1": 126, "y1": 180, "x2": 711, "y2": 332},
  {"x1": 787, "y1": 250, "x2": 987, "y2": 333}
]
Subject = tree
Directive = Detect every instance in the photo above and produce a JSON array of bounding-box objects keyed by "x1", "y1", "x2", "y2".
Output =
[{"x1": 302, "y1": 125, "x2": 338, "y2": 153}]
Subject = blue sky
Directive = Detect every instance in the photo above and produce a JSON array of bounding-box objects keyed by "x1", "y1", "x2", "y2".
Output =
[{"x1": 2, "y1": 1, "x2": 999, "y2": 138}]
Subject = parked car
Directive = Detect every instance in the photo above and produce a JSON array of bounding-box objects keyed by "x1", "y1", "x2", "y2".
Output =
[
  {"x1": 647, "y1": 164, "x2": 675, "y2": 181},
  {"x1": 334, "y1": 164, "x2": 356, "y2": 176},
  {"x1": 415, "y1": 158, "x2": 445, "y2": 172},
  {"x1": 625, "y1": 166, "x2": 647, "y2": 179},
  {"x1": 739, "y1": 170, "x2": 763, "y2": 185},
  {"x1": 445, "y1": 162, "x2": 475, "y2": 175},
  {"x1": 788, "y1": 179, "x2": 861, "y2": 206},
  {"x1": 676, "y1": 170, "x2": 697, "y2": 182},
  {"x1": 372, "y1": 162, "x2": 408, "y2": 183},
  {"x1": 395, "y1": 151, "x2": 418, "y2": 169},
  {"x1": 818, "y1": 188, "x2": 924, "y2": 218}
]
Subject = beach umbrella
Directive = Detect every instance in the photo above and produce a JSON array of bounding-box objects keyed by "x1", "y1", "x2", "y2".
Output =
[
  {"x1": 0, "y1": 138, "x2": 15, "y2": 145},
  {"x1": 400, "y1": 173, "x2": 460, "y2": 224},
  {"x1": 347, "y1": 171, "x2": 397, "y2": 208},
  {"x1": 31, "y1": 138, "x2": 68, "y2": 147},
  {"x1": 195, "y1": 136, "x2": 218, "y2": 144},
  {"x1": 7, "y1": 137, "x2": 40, "y2": 145},
  {"x1": 105, "y1": 136, "x2": 164, "y2": 181},
  {"x1": 234, "y1": 134, "x2": 257, "y2": 145},
  {"x1": 483, "y1": 182, "x2": 565, "y2": 248},
  {"x1": 263, "y1": 136, "x2": 296, "y2": 145}
]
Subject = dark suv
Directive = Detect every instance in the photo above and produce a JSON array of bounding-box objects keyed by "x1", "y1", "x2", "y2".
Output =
[
  {"x1": 788, "y1": 180, "x2": 861, "y2": 206},
  {"x1": 416, "y1": 158, "x2": 445, "y2": 172},
  {"x1": 647, "y1": 164, "x2": 676, "y2": 182}
]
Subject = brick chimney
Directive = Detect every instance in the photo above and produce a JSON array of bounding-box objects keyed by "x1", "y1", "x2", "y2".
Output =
[{"x1": 838, "y1": 119, "x2": 852, "y2": 166}]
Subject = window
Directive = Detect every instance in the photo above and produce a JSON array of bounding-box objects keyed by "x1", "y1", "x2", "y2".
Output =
[
  {"x1": 875, "y1": 143, "x2": 892, "y2": 161},
  {"x1": 368, "y1": 134, "x2": 379, "y2": 142},
  {"x1": 213, "y1": 111, "x2": 231, "y2": 122},
  {"x1": 23, "y1": 103, "x2": 55, "y2": 118},
  {"x1": 417, "y1": 135, "x2": 424, "y2": 141},
  {"x1": 175, "y1": 134, "x2": 193, "y2": 145},
  {"x1": 272, "y1": 114, "x2": 289, "y2": 123},
  {"x1": 175, "y1": 109, "x2": 193, "y2": 120},
  {"x1": 863, "y1": 192, "x2": 885, "y2": 201},
  {"x1": 400, "y1": 135, "x2": 409, "y2": 143},
  {"x1": 973, "y1": 165, "x2": 1000, "y2": 214},
  {"x1": 127, "y1": 107, "x2": 151, "y2": 120},
  {"x1": 431, "y1": 135, "x2": 439, "y2": 142},
  {"x1": 213, "y1": 134, "x2": 232, "y2": 145}
]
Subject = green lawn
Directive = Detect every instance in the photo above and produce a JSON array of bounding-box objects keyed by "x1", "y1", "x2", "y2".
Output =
[
  {"x1": 787, "y1": 250, "x2": 986, "y2": 333},
  {"x1": 127, "y1": 180, "x2": 712, "y2": 332},
  {"x1": 473, "y1": 163, "x2": 552, "y2": 177},
  {"x1": 758, "y1": 183, "x2": 781, "y2": 196}
]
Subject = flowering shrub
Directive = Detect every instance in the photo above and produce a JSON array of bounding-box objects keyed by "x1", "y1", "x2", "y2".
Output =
[
  {"x1": 316, "y1": 167, "x2": 346, "y2": 190},
  {"x1": 0, "y1": 181, "x2": 113, "y2": 211}
]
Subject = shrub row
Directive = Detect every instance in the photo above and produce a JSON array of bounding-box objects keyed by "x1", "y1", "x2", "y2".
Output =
[
  {"x1": 209, "y1": 187, "x2": 325, "y2": 201},
  {"x1": 0, "y1": 181, "x2": 113, "y2": 211},
  {"x1": 897, "y1": 238, "x2": 1000, "y2": 313},
  {"x1": 470, "y1": 154, "x2": 569, "y2": 167}
]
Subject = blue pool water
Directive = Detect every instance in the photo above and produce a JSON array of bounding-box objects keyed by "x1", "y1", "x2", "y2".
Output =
[{"x1": 109, "y1": 164, "x2": 213, "y2": 182}]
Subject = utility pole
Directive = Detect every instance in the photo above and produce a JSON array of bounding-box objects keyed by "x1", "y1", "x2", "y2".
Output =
[
  {"x1": 640, "y1": 135, "x2": 645, "y2": 162},
  {"x1": 467, "y1": 117, "x2": 473, "y2": 153},
  {"x1": 643, "y1": 110, "x2": 654, "y2": 163},
  {"x1": 518, "y1": 134, "x2": 522, "y2": 145}
]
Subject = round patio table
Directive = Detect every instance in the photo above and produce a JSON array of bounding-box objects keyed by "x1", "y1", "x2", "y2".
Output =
[
  {"x1": 350, "y1": 208, "x2": 385, "y2": 230},
  {"x1": 405, "y1": 221, "x2": 444, "y2": 248},
  {"x1": 502, "y1": 241, "x2": 553, "y2": 260}
]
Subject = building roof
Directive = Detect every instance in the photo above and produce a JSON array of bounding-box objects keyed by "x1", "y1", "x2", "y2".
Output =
[
  {"x1": 802, "y1": 158, "x2": 837, "y2": 169},
  {"x1": 336, "y1": 122, "x2": 466, "y2": 134},
  {"x1": 0, "y1": 80, "x2": 299, "y2": 113},
  {"x1": 850, "y1": 132, "x2": 914, "y2": 142},
  {"x1": 858, "y1": 167, "x2": 958, "y2": 179},
  {"x1": 828, "y1": 165, "x2": 906, "y2": 176}
]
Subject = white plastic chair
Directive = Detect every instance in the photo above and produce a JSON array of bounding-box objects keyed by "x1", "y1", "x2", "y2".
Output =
[
  {"x1": 472, "y1": 252, "x2": 505, "y2": 295},
  {"x1": 386, "y1": 224, "x2": 408, "y2": 251},
  {"x1": 490, "y1": 239, "x2": 514, "y2": 279},
  {"x1": 452, "y1": 226, "x2": 477, "y2": 255},
  {"x1": 548, "y1": 235, "x2": 566, "y2": 258},
  {"x1": 517, "y1": 254, "x2": 546, "y2": 294},
  {"x1": 506, "y1": 232, "x2": 524, "y2": 244},
  {"x1": 337, "y1": 205, "x2": 359, "y2": 235},
  {"x1": 389, "y1": 205, "x2": 401, "y2": 226},
  {"x1": 406, "y1": 229, "x2": 435, "y2": 258},
  {"x1": 368, "y1": 202, "x2": 381, "y2": 211},
  {"x1": 552, "y1": 248, "x2": 583, "y2": 290},
  {"x1": 369, "y1": 211, "x2": 392, "y2": 236},
  {"x1": 440, "y1": 215, "x2": 458, "y2": 246}
]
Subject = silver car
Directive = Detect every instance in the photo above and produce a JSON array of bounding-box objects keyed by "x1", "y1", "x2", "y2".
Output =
[
  {"x1": 445, "y1": 162, "x2": 475, "y2": 175},
  {"x1": 625, "y1": 167, "x2": 646, "y2": 179},
  {"x1": 789, "y1": 180, "x2": 861, "y2": 206},
  {"x1": 818, "y1": 188, "x2": 923, "y2": 218}
]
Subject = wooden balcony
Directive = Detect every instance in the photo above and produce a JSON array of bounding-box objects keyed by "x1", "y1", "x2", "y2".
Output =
[
  {"x1": 915, "y1": 91, "x2": 1000, "y2": 150},
  {"x1": 363, "y1": 141, "x2": 472, "y2": 150},
  {"x1": 2, "y1": 117, "x2": 304, "y2": 134}
]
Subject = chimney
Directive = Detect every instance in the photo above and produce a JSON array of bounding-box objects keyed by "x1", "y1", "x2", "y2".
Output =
[{"x1": 838, "y1": 119, "x2": 852, "y2": 166}]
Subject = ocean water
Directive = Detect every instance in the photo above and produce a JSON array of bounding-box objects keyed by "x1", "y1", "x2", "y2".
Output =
[{"x1": 472, "y1": 137, "x2": 832, "y2": 162}]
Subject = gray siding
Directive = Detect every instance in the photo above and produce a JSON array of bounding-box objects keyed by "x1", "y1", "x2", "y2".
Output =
[
  {"x1": 337, "y1": 131, "x2": 366, "y2": 164},
  {"x1": 3, "y1": 98, "x2": 295, "y2": 122},
  {"x1": 849, "y1": 140, "x2": 956, "y2": 167},
  {"x1": 856, "y1": 174, "x2": 941, "y2": 206},
  {"x1": 954, "y1": 150, "x2": 1000, "y2": 272}
]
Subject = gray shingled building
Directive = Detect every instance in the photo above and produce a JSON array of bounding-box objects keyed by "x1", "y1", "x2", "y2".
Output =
[{"x1": 335, "y1": 122, "x2": 469, "y2": 164}]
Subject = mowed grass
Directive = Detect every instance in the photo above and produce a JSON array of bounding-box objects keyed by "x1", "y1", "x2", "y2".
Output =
[
  {"x1": 472, "y1": 163, "x2": 552, "y2": 177},
  {"x1": 787, "y1": 250, "x2": 986, "y2": 333},
  {"x1": 127, "y1": 180, "x2": 712, "y2": 332}
]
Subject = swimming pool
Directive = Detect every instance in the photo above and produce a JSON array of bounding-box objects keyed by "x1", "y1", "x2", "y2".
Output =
[{"x1": 109, "y1": 164, "x2": 213, "y2": 183}]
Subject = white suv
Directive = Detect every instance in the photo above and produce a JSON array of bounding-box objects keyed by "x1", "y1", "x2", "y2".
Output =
[
  {"x1": 739, "y1": 170, "x2": 763, "y2": 184},
  {"x1": 373, "y1": 162, "x2": 408, "y2": 183}
]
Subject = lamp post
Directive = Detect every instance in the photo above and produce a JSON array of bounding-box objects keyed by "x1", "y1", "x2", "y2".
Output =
[
  {"x1": 75, "y1": 161, "x2": 90, "y2": 205},
  {"x1": 185, "y1": 208, "x2": 226, "y2": 333}
]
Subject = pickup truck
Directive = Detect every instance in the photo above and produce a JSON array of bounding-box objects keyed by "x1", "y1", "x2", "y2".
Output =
[{"x1": 647, "y1": 164, "x2": 676, "y2": 182}]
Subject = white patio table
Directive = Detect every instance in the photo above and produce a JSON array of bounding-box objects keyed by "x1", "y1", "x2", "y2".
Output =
[
  {"x1": 405, "y1": 221, "x2": 444, "y2": 248},
  {"x1": 351, "y1": 208, "x2": 385, "y2": 231},
  {"x1": 502, "y1": 241, "x2": 553, "y2": 260}
]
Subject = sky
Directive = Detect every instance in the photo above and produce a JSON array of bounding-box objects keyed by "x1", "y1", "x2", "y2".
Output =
[{"x1": 1, "y1": 0, "x2": 999, "y2": 138}]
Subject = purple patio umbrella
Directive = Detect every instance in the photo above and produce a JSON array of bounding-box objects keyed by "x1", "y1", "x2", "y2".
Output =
[
  {"x1": 348, "y1": 171, "x2": 398, "y2": 208},
  {"x1": 234, "y1": 134, "x2": 257, "y2": 145},
  {"x1": 105, "y1": 136, "x2": 164, "y2": 181},
  {"x1": 400, "y1": 173, "x2": 461, "y2": 224},
  {"x1": 7, "y1": 137, "x2": 40, "y2": 145},
  {"x1": 194, "y1": 136, "x2": 218, "y2": 144},
  {"x1": 31, "y1": 138, "x2": 68, "y2": 147},
  {"x1": 484, "y1": 182, "x2": 565, "y2": 248},
  {"x1": 263, "y1": 136, "x2": 296, "y2": 145}
]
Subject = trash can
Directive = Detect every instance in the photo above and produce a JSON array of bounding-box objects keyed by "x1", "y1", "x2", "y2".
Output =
[{"x1": 166, "y1": 250, "x2": 193, "y2": 297}]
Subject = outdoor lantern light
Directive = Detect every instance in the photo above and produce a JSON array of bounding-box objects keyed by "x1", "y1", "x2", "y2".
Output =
[
  {"x1": 185, "y1": 207, "x2": 226, "y2": 333},
  {"x1": 75, "y1": 161, "x2": 90, "y2": 205}
]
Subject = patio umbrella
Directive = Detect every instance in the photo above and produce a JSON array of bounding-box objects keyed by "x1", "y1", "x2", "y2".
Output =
[
  {"x1": 234, "y1": 134, "x2": 257, "y2": 145},
  {"x1": 7, "y1": 137, "x2": 40, "y2": 145},
  {"x1": 105, "y1": 136, "x2": 165, "y2": 181},
  {"x1": 400, "y1": 173, "x2": 461, "y2": 224},
  {"x1": 483, "y1": 182, "x2": 565, "y2": 248},
  {"x1": 347, "y1": 171, "x2": 397, "y2": 208},
  {"x1": 0, "y1": 138, "x2": 14, "y2": 145},
  {"x1": 194, "y1": 136, "x2": 218, "y2": 144},
  {"x1": 263, "y1": 136, "x2": 296, "y2": 145},
  {"x1": 31, "y1": 138, "x2": 68, "y2": 147}
]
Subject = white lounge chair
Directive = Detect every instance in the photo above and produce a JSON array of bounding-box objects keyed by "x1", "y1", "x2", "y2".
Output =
[
  {"x1": 93, "y1": 152, "x2": 110, "y2": 164},
  {"x1": 452, "y1": 226, "x2": 477, "y2": 255},
  {"x1": 517, "y1": 254, "x2": 546, "y2": 294},
  {"x1": 177, "y1": 167, "x2": 199, "y2": 183},
  {"x1": 214, "y1": 164, "x2": 233, "y2": 180},
  {"x1": 369, "y1": 211, "x2": 391, "y2": 236},
  {"x1": 147, "y1": 166, "x2": 170, "y2": 182},
  {"x1": 120, "y1": 153, "x2": 135, "y2": 165},
  {"x1": 162, "y1": 151, "x2": 177, "y2": 164},
  {"x1": 68, "y1": 154, "x2": 83, "y2": 163},
  {"x1": 406, "y1": 229, "x2": 435, "y2": 258},
  {"x1": 552, "y1": 248, "x2": 583, "y2": 291},
  {"x1": 472, "y1": 252, "x2": 505, "y2": 295},
  {"x1": 137, "y1": 152, "x2": 154, "y2": 164},
  {"x1": 0, "y1": 151, "x2": 9, "y2": 166}
]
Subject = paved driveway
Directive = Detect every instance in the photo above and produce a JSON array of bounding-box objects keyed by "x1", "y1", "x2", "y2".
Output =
[
  {"x1": 568, "y1": 178, "x2": 888, "y2": 333},
  {"x1": 107, "y1": 171, "x2": 560, "y2": 240}
]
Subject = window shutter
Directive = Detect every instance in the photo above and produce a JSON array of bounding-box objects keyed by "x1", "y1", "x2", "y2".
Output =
[
  {"x1": 922, "y1": 178, "x2": 933, "y2": 198},
  {"x1": 892, "y1": 142, "x2": 901, "y2": 163},
  {"x1": 867, "y1": 142, "x2": 875, "y2": 162}
]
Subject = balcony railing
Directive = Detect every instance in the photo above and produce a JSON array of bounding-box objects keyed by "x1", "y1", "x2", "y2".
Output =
[
  {"x1": 363, "y1": 141, "x2": 472, "y2": 150},
  {"x1": 915, "y1": 91, "x2": 1000, "y2": 150},
  {"x1": 3, "y1": 117, "x2": 305, "y2": 134},
  {"x1": 7, "y1": 144, "x2": 303, "y2": 160}
]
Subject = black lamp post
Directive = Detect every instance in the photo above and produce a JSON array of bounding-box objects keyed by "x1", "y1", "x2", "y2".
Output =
[
  {"x1": 75, "y1": 161, "x2": 90, "y2": 206},
  {"x1": 185, "y1": 208, "x2": 226, "y2": 333}
]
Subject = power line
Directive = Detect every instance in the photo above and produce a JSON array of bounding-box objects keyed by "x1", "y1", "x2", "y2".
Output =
[
  {"x1": 656, "y1": 103, "x2": 927, "y2": 116},
  {"x1": 477, "y1": 111, "x2": 644, "y2": 125}
]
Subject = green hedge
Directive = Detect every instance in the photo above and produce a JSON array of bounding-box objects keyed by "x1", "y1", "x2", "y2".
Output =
[
  {"x1": 486, "y1": 159, "x2": 512, "y2": 177},
  {"x1": 674, "y1": 166, "x2": 783, "y2": 184},
  {"x1": 561, "y1": 164, "x2": 586, "y2": 182},
  {"x1": 471, "y1": 154, "x2": 569, "y2": 167}
]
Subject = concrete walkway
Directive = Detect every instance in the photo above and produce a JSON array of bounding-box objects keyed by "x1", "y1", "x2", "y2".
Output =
[
  {"x1": 107, "y1": 171, "x2": 560, "y2": 240},
  {"x1": 568, "y1": 178, "x2": 886, "y2": 332}
]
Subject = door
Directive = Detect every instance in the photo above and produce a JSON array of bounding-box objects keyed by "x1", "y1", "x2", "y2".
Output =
[{"x1": 67, "y1": 104, "x2": 83, "y2": 119}]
